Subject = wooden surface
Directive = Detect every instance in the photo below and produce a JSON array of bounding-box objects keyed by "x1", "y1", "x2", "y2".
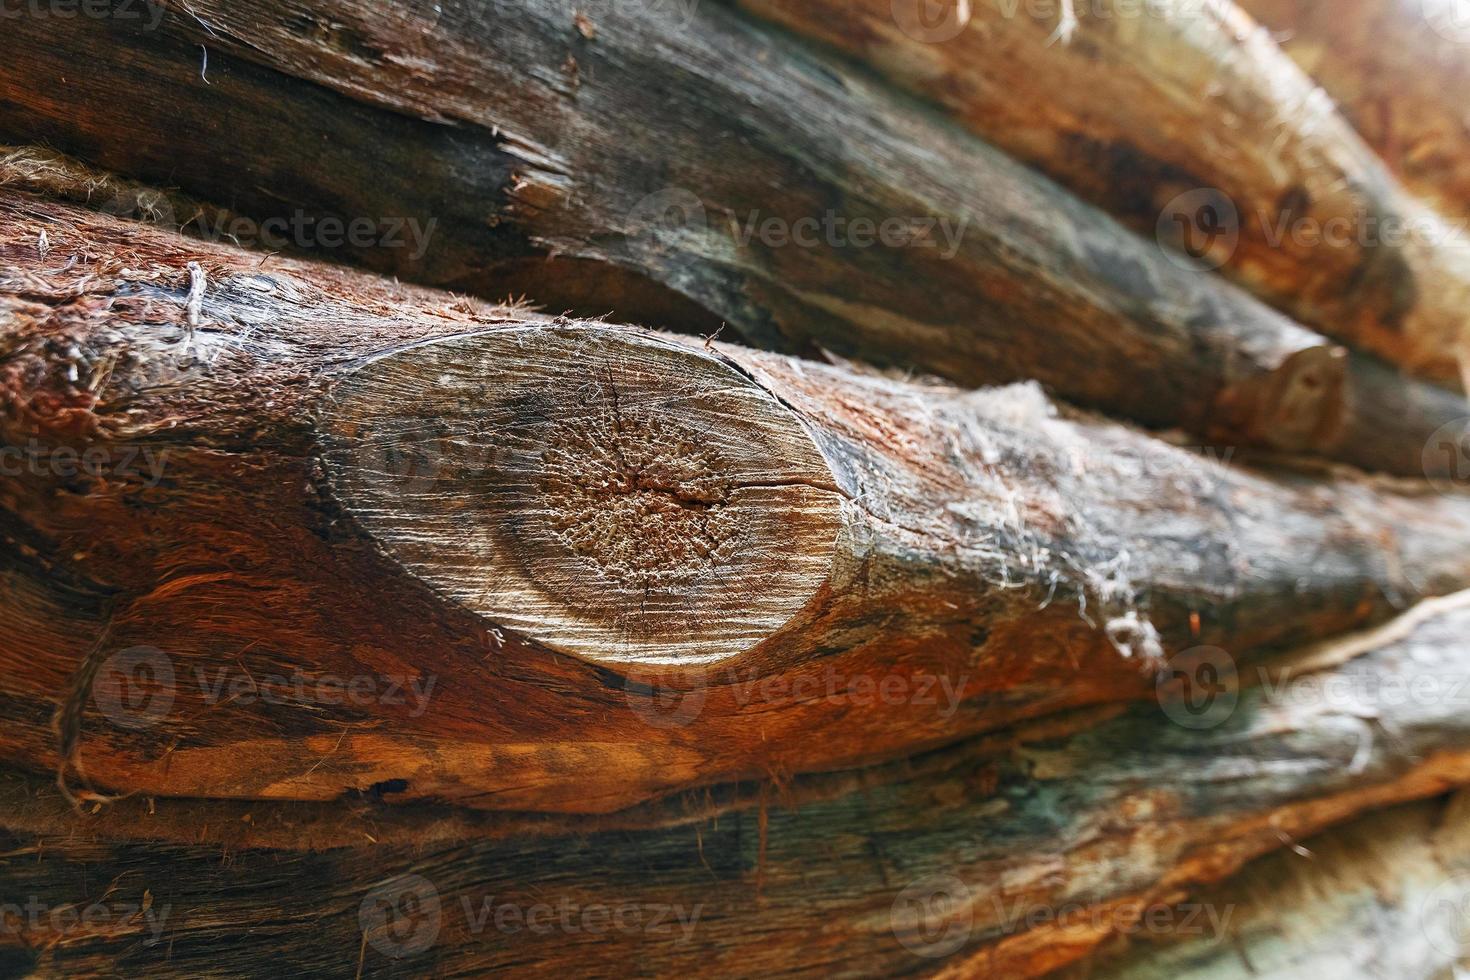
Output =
[
  {"x1": 3, "y1": 593, "x2": 1470, "y2": 975},
  {"x1": 323, "y1": 327, "x2": 845, "y2": 667},
  {"x1": 737, "y1": 0, "x2": 1470, "y2": 385},
  {"x1": 8, "y1": 184, "x2": 1470, "y2": 815},
  {"x1": 2, "y1": 8, "x2": 1467, "y2": 475},
  {"x1": 1069, "y1": 793, "x2": 1470, "y2": 978},
  {"x1": 2, "y1": 5, "x2": 1470, "y2": 976},
  {"x1": 1242, "y1": 0, "x2": 1470, "y2": 221}
]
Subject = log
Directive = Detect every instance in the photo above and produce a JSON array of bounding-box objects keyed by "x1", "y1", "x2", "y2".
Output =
[
  {"x1": 8, "y1": 182, "x2": 1470, "y2": 816},
  {"x1": 1240, "y1": 0, "x2": 1470, "y2": 221},
  {"x1": 1, "y1": 7, "x2": 1465, "y2": 475},
  {"x1": 1072, "y1": 793, "x2": 1470, "y2": 978},
  {"x1": 734, "y1": 0, "x2": 1470, "y2": 386},
  {"x1": 3, "y1": 592, "x2": 1470, "y2": 976}
]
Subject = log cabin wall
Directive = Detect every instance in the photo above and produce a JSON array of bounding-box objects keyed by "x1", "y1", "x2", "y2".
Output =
[{"x1": 2, "y1": 1, "x2": 1470, "y2": 976}]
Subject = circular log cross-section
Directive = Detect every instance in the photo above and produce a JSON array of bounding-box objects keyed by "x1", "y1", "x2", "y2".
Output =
[{"x1": 321, "y1": 325, "x2": 846, "y2": 667}]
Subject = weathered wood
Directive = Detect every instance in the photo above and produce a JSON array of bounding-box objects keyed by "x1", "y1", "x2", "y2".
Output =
[
  {"x1": 2, "y1": 3, "x2": 1466, "y2": 975},
  {"x1": 324, "y1": 327, "x2": 847, "y2": 668},
  {"x1": 5, "y1": 181, "x2": 1470, "y2": 816},
  {"x1": 0, "y1": 8, "x2": 1464, "y2": 475},
  {"x1": 4, "y1": 593, "x2": 1470, "y2": 976},
  {"x1": 1071, "y1": 793, "x2": 1470, "y2": 978},
  {"x1": 1240, "y1": 0, "x2": 1470, "y2": 222},
  {"x1": 735, "y1": 0, "x2": 1470, "y2": 386}
]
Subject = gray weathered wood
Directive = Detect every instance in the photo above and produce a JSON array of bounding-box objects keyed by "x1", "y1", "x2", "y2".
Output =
[
  {"x1": 1071, "y1": 793, "x2": 1470, "y2": 979},
  {"x1": 736, "y1": 0, "x2": 1470, "y2": 386}
]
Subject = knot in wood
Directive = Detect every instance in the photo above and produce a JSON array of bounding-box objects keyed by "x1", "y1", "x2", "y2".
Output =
[
  {"x1": 539, "y1": 410, "x2": 740, "y2": 592},
  {"x1": 323, "y1": 325, "x2": 844, "y2": 667}
]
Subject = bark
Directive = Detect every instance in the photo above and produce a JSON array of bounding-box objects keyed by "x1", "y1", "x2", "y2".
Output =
[
  {"x1": 1, "y1": 7, "x2": 1465, "y2": 475},
  {"x1": 735, "y1": 0, "x2": 1470, "y2": 386},
  {"x1": 3, "y1": 593, "x2": 1470, "y2": 976},
  {"x1": 1240, "y1": 0, "x2": 1470, "y2": 222},
  {"x1": 7, "y1": 182, "x2": 1470, "y2": 817}
]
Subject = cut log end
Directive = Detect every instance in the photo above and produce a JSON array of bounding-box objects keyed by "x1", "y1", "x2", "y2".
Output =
[{"x1": 322, "y1": 325, "x2": 846, "y2": 668}]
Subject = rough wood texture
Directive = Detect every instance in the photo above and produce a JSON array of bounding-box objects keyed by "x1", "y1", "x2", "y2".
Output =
[
  {"x1": 1068, "y1": 793, "x2": 1470, "y2": 978},
  {"x1": 1240, "y1": 0, "x2": 1470, "y2": 222},
  {"x1": 736, "y1": 0, "x2": 1470, "y2": 386},
  {"x1": 7, "y1": 183, "x2": 1470, "y2": 816},
  {"x1": 324, "y1": 327, "x2": 846, "y2": 667},
  {"x1": 2, "y1": 9, "x2": 1466, "y2": 475},
  {"x1": 4, "y1": 594, "x2": 1470, "y2": 976}
]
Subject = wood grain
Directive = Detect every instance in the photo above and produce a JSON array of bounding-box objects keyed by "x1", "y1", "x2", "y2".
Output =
[
  {"x1": 4, "y1": 594, "x2": 1470, "y2": 976},
  {"x1": 1241, "y1": 0, "x2": 1470, "y2": 222},
  {"x1": 0, "y1": 9, "x2": 1464, "y2": 474},
  {"x1": 736, "y1": 0, "x2": 1470, "y2": 385},
  {"x1": 323, "y1": 327, "x2": 845, "y2": 667},
  {"x1": 5, "y1": 182, "x2": 1470, "y2": 815},
  {"x1": 1071, "y1": 794, "x2": 1470, "y2": 978}
]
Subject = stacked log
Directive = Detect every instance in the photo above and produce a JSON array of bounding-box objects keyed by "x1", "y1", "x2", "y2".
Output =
[{"x1": 2, "y1": 1, "x2": 1470, "y2": 976}]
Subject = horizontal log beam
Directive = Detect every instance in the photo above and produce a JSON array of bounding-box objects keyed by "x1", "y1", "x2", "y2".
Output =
[
  {"x1": 735, "y1": 0, "x2": 1470, "y2": 385},
  {"x1": 1241, "y1": 0, "x2": 1470, "y2": 221},
  {"x1": 0, "y1": 6, "x2": 1463, "y2": 474},
  {"x1": 1077, "y1": 793, "x2": 1470, "y2": 979},
  {"x1": 3, "y1": 593, "x2": 1470, "y2": 975},
  {"x1": 4, "y1": 182, "x2": 1470, "y2": 814}
]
